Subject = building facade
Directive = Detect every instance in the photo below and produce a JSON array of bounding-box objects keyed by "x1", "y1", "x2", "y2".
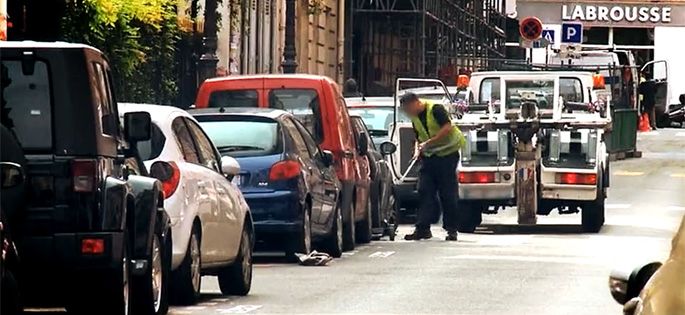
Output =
[{"x1": 516, "y1": 0, "x2": 685, "y2": 105}]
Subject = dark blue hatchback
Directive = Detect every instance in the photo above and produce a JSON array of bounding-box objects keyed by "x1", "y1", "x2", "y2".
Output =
[{"x1": 191, "y1": 108, "x2": 344, "y2": 257}]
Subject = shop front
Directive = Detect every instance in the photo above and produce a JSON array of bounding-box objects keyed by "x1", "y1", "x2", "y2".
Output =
[{"x1": 516, "y1": 0, "x2": 685, "y2": 105}]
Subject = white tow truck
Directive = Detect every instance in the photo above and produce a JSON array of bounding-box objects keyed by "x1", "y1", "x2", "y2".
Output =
[{"x1": 385, "y1": 72, "x2": 612, "y2": 232}]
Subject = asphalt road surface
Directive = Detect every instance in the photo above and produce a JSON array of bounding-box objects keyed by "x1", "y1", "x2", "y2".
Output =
[{"x1": 29, "y1": 129, "x2": 685, "y2": 315}]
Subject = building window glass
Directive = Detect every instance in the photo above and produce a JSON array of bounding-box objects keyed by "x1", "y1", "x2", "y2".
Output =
[
  {"x1": 613, "y1": 28, "x2": 654, "y2": 46},
  {"x1": 584, "y1": 27, "x2": 609, "y2": 45}
]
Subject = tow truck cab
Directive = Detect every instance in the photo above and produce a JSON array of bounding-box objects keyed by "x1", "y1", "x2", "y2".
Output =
[{"x1": 458, "y1": 71, "x2": 610, "y2": 229}]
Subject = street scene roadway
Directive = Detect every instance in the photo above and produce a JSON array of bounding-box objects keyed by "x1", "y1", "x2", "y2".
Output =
[{"x1": 161, "y1": 129, "x2": 685, "y2": 315}]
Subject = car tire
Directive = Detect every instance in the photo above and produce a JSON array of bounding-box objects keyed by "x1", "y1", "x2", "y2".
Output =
[
  {"x1": 356, "y1": 197, "x2": 373, "y2": 244},
  {"x1": 171, "y1": 225, "x2": 201, "y2": 305},
  {"x1": 320, "y1": 203, "x2": 344, "y2": 258},
  {"x1": 287, "y1": 204, "x2": 312, "y2": 258},
  {"x1": 582, "y1": 171, "x2": 606, "y2": 233},
  {"x1": 342, "y1": 199, "x2": 356, "y2": 251},
  {"x1": 132, "y1": 231, "x2": 170, "y2": 315},
  {"x1": 456, "y1": 201, "x2": 482, "y2": 233},
  {"x1": 388, "y1": 195, "x2": 399, "y2": 241},
  {"x1": 218, "y1": 227, "x2": 253, "y2": 296},
  {"x1": 68, "y1": 237, "x2": 131, "y2": 315}
]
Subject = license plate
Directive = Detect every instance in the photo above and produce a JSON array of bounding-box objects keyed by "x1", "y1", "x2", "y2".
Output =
[{"x1": 232, "y1": 175, "x2": 241, "y2": 186}]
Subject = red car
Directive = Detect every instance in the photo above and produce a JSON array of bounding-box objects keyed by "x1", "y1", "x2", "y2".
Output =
[{"x1": 195, "y1": 74, "x2": 372, "y2": 249}]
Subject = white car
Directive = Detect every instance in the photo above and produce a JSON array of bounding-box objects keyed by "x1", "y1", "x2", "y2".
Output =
[{"x1": 119, "y1": 103, "x2": 254, "y2": 305}]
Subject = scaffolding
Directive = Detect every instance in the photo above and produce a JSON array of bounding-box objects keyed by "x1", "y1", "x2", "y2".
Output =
[{"x1": 348, "y1": 0, "x2": 507, "y2": 96}]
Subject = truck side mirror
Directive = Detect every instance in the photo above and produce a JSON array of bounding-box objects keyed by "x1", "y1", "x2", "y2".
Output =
[
  {"x1": 0, "y1": 162, "x2": 25, "y2": 189},
  {"x1": 379, "y1": 141, "x2": 397, "y2": 155},
  {"x1": 123, "y1": 112, "x2": 152, "y2": 143}
]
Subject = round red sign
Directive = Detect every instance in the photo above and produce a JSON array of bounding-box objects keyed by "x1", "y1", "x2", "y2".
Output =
[{"x1": 519, "y1": 17, "x2": 543, "y2": 41}]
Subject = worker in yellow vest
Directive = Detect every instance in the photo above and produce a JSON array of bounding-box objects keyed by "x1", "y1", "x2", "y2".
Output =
[{"x1": 399, "y1": 92, "x2": 466, "y2": 241}]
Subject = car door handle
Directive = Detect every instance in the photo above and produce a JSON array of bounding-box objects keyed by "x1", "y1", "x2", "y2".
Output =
[{"x1": 343, "y1": 150, "x2": 354, "y2": 158}]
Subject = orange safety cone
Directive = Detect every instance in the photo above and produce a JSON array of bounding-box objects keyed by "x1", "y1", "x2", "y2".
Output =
[{"x1": 638, "y1": 112, "x2": 651, "y2": 132}]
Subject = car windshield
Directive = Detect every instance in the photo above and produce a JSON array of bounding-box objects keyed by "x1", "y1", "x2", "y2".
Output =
[
  {"x1": 1, "y1": 60, "x2": 53, "y2": 151},
  {"x1": 348, "y1": 107, "x2": 408, "y2": 133},
  {"x1": 208, "y1": 89, "x2": 259, "y2": 108},
  {"x1": 197, "y1": 119, "x2": 281, "y2": 157}
]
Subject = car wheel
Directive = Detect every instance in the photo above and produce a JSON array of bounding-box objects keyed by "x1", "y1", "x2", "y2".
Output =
[
  {"x1": 218, "y1": 227, "x2": 253, "y2": 296},
  {"x1": 388, "y1": 195, "x2": 398, "y2": 241},
  {"x1": 456, "y1": 201, "x2": 482, "y2": 233},
  {"x1": 287, "y1": 204, "x2": 312, "y2": 257},
  {"x1": 342, "y1": 199, "x2": 356, "y2": 251},
  {"x1": 582, "y1": 171, "x2": 606, "y2": 233},
  {"x1": 132, "y1": 232, "x2": 170, "y2": 315},
  {"x1": 68, "y1": 236, "x2": 131, "y2": 315},
  {"x1": 320, "y1": 203, "x2": 343, "y2": 258},
  {"x1": 356, "y1": 197, "x2": 373, "y2": 244},
  {"x1": 171, "y1": 225, "x2": 201, "y2": 305}
]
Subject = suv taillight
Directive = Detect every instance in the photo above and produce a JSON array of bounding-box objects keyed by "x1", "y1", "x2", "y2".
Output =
[
  {"x1": 72, "y1": 159, "x2": 97, "y2": 192},
  {"x1": 556, "y1": 173, "x2": 596, "y2": 185},
  {"x1": 269, "y1": 160, "x2": 301, "y2": 181},
  {"x1": 459, "y1": 172, "x2": 497, "y2": 184},
  {"x1": 150, "y1": 161, "x2": 181, "y2": 199}
]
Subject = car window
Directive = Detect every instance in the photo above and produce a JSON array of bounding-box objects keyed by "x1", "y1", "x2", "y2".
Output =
[
  {"x1": 92, "y1": 62, "x2": 118, "y2": 136},
  {"x1": 197, "y1": 117, "x2": 281, "y2": 158},
  {"x1": 281, "y1": 118, "x2": 311, "y2": 158},
  {"x1": 136, "y1": 122, "x2": 166, "y2": 161},
  {"x1": 208, "y1": 89, "x2": 258, "y2": 108},
  {"x1": 0, "y1": 60, "x2": 53, "y2": 150},
  {"x1": 351, "y1": 117, "x2": 375, "y2": 150},
  {"x1": 184, "y1": 118, "x2": 220, "y2": 170},
  {"x1": 268, "y1": 89, "x2": 324, "y2": 143},
  {"x1": 172, "y1": 117, "x2": 200, "y2": 164},
  {"x1": 292, "y1": 118, "x2": 320, "y2": 158}
]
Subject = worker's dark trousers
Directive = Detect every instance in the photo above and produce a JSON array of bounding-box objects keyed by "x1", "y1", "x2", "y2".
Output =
[{"x1": 416, "y1": 153, "x2": 459, "y2": 232}]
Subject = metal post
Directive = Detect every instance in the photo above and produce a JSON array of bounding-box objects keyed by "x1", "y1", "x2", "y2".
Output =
[
  {"x1": 198, "y1": 0, "x2": 219, "y2": 83},
  {"x1": 281, "y1": 0, "x2": 298, "y2": 73}
]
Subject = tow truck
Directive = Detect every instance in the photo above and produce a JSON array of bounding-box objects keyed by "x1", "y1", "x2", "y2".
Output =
[{"x1": 386, "y1": 70, "x2": 611, "y2": 232}]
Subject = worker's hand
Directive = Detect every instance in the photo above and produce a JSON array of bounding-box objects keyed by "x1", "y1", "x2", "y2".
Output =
[
  {"x1": 417, "y1": 141, "x2": 430, "y2": 153},
  {"x1": 412, "y1": 147, "x2": 422, "y2": 160}
]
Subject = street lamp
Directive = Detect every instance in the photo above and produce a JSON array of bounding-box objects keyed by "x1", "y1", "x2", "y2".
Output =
[
  {"x1": 281, "y1": 0, "x2": 298, "y2": 73},
  {"x1": 198, "y1": 0, "x2": 219, "y2": 83}
]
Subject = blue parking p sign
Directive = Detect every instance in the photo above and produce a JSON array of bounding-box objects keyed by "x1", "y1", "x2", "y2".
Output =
[{"x1": 561, "y1": 23, "x2": 583, "y2": 44}]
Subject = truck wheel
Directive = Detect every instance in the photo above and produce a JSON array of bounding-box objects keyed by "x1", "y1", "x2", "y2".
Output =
[
  {"x1": 320, "y1": 203, "x2": 343, "y2": 258},
  {"x1": 457, "y1": 202, "x2": 482, "y2": 233},
  {"x1": 287, "y1": 204, "x2": 312, "y2": 258},
  {"x1": 132, "y1": 232, "x2": 170, "y2": 315},
  {"x1": 171, "y1": 225, "x2": 201, "y2": 305},
  {"x1": 582, "y1": 173, "x2": 606, "y2": 233},
  {"x1": 356, "y1": 197, "x2": 373, "y2": 244},
  {"x1": 342, "y1": 200, "x2": 356, "y2": 251},
  {"x1": 218, "y1": 227, "x2": 253, "y2": 296}
]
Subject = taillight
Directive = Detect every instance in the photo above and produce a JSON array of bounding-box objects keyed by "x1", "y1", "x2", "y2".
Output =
[
  {"x1": 81, "y1": 238, "x2": 105, "y2": 255},
  {"x1": 269, "y1": 160, "x2": 301, "y2": 181},
  {"x1": 72, "y1": 159, "x2": 97, "y2": 192},
  {"x1": 459, "y1": 172, "x2": 497, "y2": 184},
  {"x1": 150, "y1": 161, "x2": 181, "y2": 199},
  {"x1": 556, "y1": 173, "x2": 597, "y2": 185}
]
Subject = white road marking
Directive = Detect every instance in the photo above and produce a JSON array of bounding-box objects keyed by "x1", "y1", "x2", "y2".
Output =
[
  {"x1": 606, "y1": 204, "x2": 632, "y2": 209},
  {"x1": 368, "y1": 251, "x2": 395, "y2": 258},
  {"x1": 213, "y1": 298, "x2": 231, "y2": 302},
  {"x1": 614, "y1": 170, "x2": 644, "y2": 176},
  {"x1": 198, "y1": 302, "x2": 218, "y2": 306},
  {"x1": 342, "y1": 250, "x2": 358, "y2": 256},
  {"x1": 184, "y1": 306, "x2": 209, "y2": 310},
  {"x1": 218, "y1": 305, "x2": 263, "y2": 314},
  {"x1": 640, "y1": 131, "x2": 660, "y2": 136},
  {"x1": 443, "y1": 254, "x2": 605, "y2": 265},
  {"x1": 665, "y1": 205, "x2": 685, "y2": 211},
  {"x1": 671, "y1": 173, "x2": 685, "y2": 178},
  {"x1": 676, "y1": 132, "x2": 685, "y2": 137}
]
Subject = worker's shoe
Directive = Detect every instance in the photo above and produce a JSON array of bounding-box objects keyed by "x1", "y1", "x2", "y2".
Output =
[
  {"x1": 445, "y1": 231, "x2": 458, "y2": 241},
  {"x1": 404, "y1": 229, "x2": 432, "y2": 241}
]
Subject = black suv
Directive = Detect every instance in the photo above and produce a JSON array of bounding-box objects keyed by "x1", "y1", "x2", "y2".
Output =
[{"x1": 0, "y1": 42, "x2": 171, "y2": 315}]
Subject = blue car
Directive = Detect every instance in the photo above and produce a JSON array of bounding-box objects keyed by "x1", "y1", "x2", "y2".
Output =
[{"x1": 191, "y1": 108, "x2": 343, "y2": 257}]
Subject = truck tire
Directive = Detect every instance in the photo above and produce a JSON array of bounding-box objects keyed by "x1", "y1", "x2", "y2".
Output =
[
  {"x1": 320, "y1": 203, "x2": 343, "y2": 258},
  {"x1": 356, "y1": 197, "x2": 373, "y2": 244},
  {"x1": 218, "y1": 226, "x2": 253, "y2": 296},
  {"x1": 457, "y1": 202, "x2": 482, "y2": 233},
  {"x1": 132, "y1": 231, "x2": 170, "y2": 315},
  {"x1": 171, "y1": 225, "x2": 201, "y2": 305},
  {"x1": 582, "y1": 170, "x2": 606, "y2": 233}
]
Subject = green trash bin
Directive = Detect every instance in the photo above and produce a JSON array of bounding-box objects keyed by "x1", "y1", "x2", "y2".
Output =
[{"x1": 606, "y1": 108, "x2": 638, "y2": 154}]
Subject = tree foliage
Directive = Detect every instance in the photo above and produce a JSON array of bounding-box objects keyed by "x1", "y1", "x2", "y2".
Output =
[{"x1": 62, "y1": 0, "x2": 187, "y2": 105}]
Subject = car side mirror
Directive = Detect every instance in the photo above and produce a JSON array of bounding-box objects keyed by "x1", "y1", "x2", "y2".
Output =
[
  {"x1": 357, "y1": 133, "x2": 369, "y2": 155},
  {"x1": 0, "y1": 162, "x2": 25, "y2": 189},
  {"x1": 320, "y1": 150, "x2": 334, "y2": 167},
  {"x1": 221, "y1": 156, "x2": 241, "y2": 177},
  {"x1": 379, "y1": 141, "x2": 397, "y2": 155},
  {"x1": 123, "y1": 111, "x2": 152, "y2": 143},
  {"x1": 609, "y1": 262, "x2": 662, "y2": 305}
]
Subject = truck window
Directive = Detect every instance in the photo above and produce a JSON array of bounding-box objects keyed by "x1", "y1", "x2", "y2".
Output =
[
  {"x1": 0, "y1": 60, "x2": 53, "y2": 151},
  {"x1": 208, "y1": 90, "x2": 258, "y2": 108},
  {"x1": 479, "y1": 78, "x2": 501, "y2": 104},
  {"x1": 269, "y1": 89, "x2": 324, "y2": 143},
  {"x1": 505, "y1": 79, "x2": 554, "y2": 110},
  {"x1": 559, "y1": 78, "x2": 583, "y2": 103}
]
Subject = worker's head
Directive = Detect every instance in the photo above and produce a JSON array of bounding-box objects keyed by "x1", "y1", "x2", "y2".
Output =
[{"x1": 399, "y1": 92, "x2": 424, "y2": 117}]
